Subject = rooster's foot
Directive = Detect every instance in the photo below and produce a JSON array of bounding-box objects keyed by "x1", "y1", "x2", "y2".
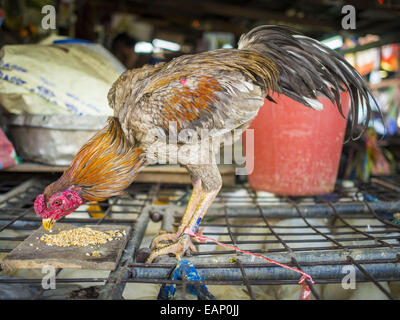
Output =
[
  {"x1": 150, "y1": 231, "x2": 179, "y2": 250},
  {"x1": 146, "y1": 234, "x2": 197, "y2": 263}
]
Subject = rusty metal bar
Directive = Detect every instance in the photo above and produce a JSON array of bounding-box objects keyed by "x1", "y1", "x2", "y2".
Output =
[
  {"x1": 347, "y1": 256, "x2": 395, "y2": 300},
  {"x1": 236, "y1": 259, "x2": 255, "y2": 300},
  {"x1": 98, "y1": 184, "x2": 159, "y2": 299},
  {"x1": 2, "y1": 175, "x2": 400, "y2": 300},
  {"x1": 0, "y1": 179, "x2": 38, "y2": 205},
  {"x1": 286, "y1": 197, "x2": 346, "y2": 250},
  {"x1": 249, "y1": 189, "x2": 320, "y2": 300},
  {"x1": 317, "y1": 196, "x2": 393, "y2": 248}
]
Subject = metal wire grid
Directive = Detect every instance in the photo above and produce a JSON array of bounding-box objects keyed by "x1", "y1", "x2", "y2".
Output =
[
  {"x1": 0, "y1": 174, "x2": 156, "y2": 299},
  {"x1": 0, "y1": 173, "x2": 399, "y2": 300},
  {"x1": 130, "y1": 177, "x2": 400, "y2": 300}
]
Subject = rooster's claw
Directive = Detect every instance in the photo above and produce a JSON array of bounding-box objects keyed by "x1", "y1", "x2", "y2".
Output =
[
  {"x1": 150, "y1": 231, "x2": 179, "y2": 250},
  {"x1": 146, "y1": 235, "x2": 197, "y2": 263}
]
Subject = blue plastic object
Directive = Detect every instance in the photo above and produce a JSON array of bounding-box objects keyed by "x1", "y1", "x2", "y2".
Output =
[{"x1": 158, "y1": 259, "x2": 216, "y2": 300}]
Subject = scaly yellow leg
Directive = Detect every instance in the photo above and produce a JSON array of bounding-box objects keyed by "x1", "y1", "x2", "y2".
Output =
[
  {"x1": 149, "y1": 179, "x2": 202, "y2": 250},
  {"x1": 146, "y1": 185, "x2": 220, "y2": 263}
]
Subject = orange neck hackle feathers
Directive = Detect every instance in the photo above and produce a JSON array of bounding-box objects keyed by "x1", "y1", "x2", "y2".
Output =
[{"x1": 45, "y1": 117, "x2": 145, "y2": 202}]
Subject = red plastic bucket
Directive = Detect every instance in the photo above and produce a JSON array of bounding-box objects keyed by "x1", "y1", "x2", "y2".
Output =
[{"x1": 245, "y1": 92, "x2": 350, "y2": 195}]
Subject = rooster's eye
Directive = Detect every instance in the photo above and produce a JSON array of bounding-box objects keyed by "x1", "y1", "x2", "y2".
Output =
[{"x1": 53, "y1": 200, "x2": 61, "y2": 206}]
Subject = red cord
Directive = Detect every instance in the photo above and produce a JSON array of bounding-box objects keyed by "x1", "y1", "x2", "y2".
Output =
[{"x1": 184, "y1": 227, "x2": 314, "y2": 300}]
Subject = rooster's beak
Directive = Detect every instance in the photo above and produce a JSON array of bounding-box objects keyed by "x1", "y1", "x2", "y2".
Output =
[{"x1": 42, "y1": 218, "x2": 55, "y2": 231}]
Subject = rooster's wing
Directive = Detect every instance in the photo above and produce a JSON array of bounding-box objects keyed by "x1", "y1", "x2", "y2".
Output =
[
  {"x1": 110, "y1": 26, "x2": 375, "y2": 145},
  {"x1": 112, "y1": 50, "x2": 278, "y2": 143}
]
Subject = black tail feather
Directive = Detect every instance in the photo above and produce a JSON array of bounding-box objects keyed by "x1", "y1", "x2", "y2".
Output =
[{"x1": 238, "y1": 25, "x2": 378, "y2": 140}]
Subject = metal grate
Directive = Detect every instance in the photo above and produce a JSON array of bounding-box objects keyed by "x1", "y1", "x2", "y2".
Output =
[{"x1": 0, "y1": 173, "x2": 400, "y2": 300}]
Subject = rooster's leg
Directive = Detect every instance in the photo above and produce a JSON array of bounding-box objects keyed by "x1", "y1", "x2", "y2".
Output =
[
  {"x1": 146, "y1": 183, "x2": 220, "y2": 263},
  {"x1": 149, "y1": 179, "x2": 202, "y2": 250}
]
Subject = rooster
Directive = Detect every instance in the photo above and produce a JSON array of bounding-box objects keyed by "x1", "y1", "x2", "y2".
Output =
[{"x1": 34, "y1": 26, "x2": 373, "y2": 263}]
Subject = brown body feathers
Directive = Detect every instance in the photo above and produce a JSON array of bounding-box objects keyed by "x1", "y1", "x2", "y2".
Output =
[{"x1": 43, "y1": 25, "x2": 374, "y2": 206}]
